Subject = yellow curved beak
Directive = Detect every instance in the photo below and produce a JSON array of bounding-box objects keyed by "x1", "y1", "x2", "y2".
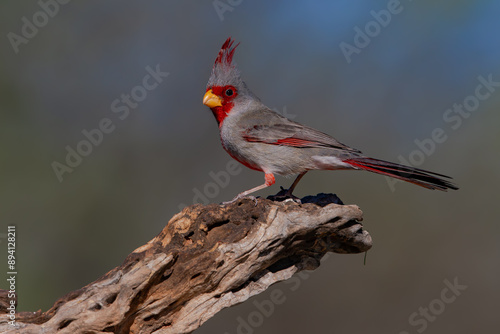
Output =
[{"x1": 203, "y1": 89, "x2": 222, "y2": 108}]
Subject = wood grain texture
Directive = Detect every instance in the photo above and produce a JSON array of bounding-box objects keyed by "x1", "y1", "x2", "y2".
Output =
[{"x1": 0, "y1": 194, "x2": 372, "y2": 334}]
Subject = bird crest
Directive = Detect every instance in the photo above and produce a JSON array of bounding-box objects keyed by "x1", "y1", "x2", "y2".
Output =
[
  {"x1": 207, "y1": 37, "x2": 242, "y2": 89},
  {"x1": 214, "y1": 37, "x2": 239, "y2": 69}
]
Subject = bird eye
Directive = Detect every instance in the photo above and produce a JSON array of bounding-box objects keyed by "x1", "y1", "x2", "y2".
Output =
[{"x1": 225, "y1": 88, "x2": 234, "y2": 96}]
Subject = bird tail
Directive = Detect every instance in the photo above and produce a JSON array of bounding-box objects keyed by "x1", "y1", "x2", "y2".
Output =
[{"x1": 343, "y1": 157, "x2": 458, "y2": 191}]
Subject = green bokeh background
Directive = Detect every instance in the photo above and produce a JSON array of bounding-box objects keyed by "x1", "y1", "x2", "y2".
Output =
[{"x1": 1, "y1": 1, "x2": 499, "y2": 333}]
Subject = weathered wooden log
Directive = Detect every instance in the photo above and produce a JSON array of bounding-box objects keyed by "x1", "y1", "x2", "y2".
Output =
[{"x1": 0, "y1": 194, "x2": 372, "y2": 334}]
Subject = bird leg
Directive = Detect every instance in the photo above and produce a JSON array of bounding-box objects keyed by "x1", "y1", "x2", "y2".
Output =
[
  {"x1": 267, "y1": 172, "x2": 307, "y2": 203},
  {"x1": 286, "y1": 172, "x2": 307, "y2": 196},
  {"x1": 222, "y1": 173, "x2": 275, "y2": 205}
]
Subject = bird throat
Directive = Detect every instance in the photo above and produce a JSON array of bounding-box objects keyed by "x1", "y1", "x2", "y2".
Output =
[{"x1": 211, "y1": 102, "x2": 233, "y2": 126}]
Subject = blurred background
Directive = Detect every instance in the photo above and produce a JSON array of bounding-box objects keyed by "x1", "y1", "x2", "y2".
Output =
[{"x1": 1, "y1": 0, "x2": 499, "y2": 333}]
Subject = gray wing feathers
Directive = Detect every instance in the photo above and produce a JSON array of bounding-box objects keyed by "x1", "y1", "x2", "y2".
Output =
[{"x1": 241, "y1": 111, "x2": 361, "y2": 153}]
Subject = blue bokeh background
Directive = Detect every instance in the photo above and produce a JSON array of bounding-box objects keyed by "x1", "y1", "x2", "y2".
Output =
[{"x1": 1, "y1": 1, "x2": 499, "y2": 333}]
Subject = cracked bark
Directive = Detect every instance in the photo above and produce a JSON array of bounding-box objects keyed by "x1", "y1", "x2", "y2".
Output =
[{"x1": 0, "y1": 194, "x2": 372, "y2": 334}]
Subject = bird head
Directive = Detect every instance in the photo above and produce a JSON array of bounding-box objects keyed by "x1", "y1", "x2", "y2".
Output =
[{"x1": 203, "y1": 38, "x2": 256, "y2": 126}]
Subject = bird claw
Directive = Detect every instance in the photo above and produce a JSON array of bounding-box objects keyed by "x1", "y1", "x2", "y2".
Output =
[
  {"x1": 267, "y1": 187, "x2": 302, "y2": 204},
  {"x1": 222, "y1": 195, "x2": 259, "y2": 206}
]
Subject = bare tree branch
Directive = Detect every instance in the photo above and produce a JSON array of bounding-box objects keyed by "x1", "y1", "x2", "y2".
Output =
[{"x1": 0, "y1": 194, "x2": 372, "y2": 334}]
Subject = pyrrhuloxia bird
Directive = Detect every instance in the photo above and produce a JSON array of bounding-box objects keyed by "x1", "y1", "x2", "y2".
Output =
[{"x1": 203, "y1": 38, "x2": 458, "y2": 202}]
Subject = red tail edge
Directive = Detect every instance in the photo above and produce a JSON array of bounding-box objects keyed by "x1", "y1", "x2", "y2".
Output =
[{"x1": 344, "y1": 158, "x2": 458, "y2": 191}]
